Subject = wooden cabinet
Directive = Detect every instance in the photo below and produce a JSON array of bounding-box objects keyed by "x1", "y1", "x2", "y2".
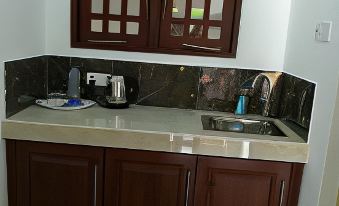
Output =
[
  {"x1": 8, "y1": 140, "x2": 104, "y2": 206},
  {"x1": 194, "y1": 157, "x2": 302, "y2": 206},
  {"x1": 74, "y1": 0, "x2": 149, "y2": 48},
  {"x1": 104, "y1": 149, "x2": 197, "y2": 206},
  {"x1": 71, "y1": 0, "x2": 242, "y2": 57},
  {"x1": 6, "y1": 140, "x2": 304, "y2": 206},
  {"x1": 159, "y1": 0, "x2": 242, "y2": 56}
]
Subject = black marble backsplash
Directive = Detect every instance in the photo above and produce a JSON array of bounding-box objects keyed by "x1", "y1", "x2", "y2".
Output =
[
  {"x1": 5, "y1": 55, "x2": 316, "y2": 134},
  {"x1": 5, "y1": 56, "x2": 48, "y2": 117},
  {"x1": 279, "y1": 73, "x2": 316, "y2": 129}
]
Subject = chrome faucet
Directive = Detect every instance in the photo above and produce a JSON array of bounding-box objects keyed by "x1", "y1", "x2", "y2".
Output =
[{"x1": 238, "y1": 72, "x2": 282, "y2": 116}]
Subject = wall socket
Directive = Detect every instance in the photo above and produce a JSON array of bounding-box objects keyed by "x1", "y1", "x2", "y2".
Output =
[
  {"x1": 87, "y1": 73, "x2": 111, "y2": 86},
  {"x1": 315, "y1": 21, "x2": 332, "y2": 42}
]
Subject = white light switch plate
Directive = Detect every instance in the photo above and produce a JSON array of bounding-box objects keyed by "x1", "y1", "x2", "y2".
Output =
[
  {"x1": 315, "y1": 21, "x2": 332, "y2": 42},
  {"x1": 87, "y1": 73, "x2": 111, "y2": 86}
]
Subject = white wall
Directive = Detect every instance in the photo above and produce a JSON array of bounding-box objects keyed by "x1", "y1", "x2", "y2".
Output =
[
  {"x1": 284, "y1": 0, "x2": 339, "y2": 205},
  {"x1": 0, "y1": 0, "x2": 46, "y2": 205},
  {"x1": 320, "y1": 80, "x2": 339, "y2": 206},
  {"x1": 45, "y1": 0, "x2": 291, "y2": 71}
]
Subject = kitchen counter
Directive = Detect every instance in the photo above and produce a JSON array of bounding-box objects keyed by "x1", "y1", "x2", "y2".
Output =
[{"x1": 1, "y1": 105, "x2": 309, "y2": 163}]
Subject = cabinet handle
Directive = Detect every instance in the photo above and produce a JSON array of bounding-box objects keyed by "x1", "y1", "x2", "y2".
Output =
[
  {"x1": 182, "y1": 44, "x2": 222, "y2": 51},
  {"x1": 279, "y1": 180, "x2": 285, "y2": 206},
  {"x1": 162, "y1": 0, "x2": 167, "y2": 19},
  {"x1": 88, "y1": 40, "x2": 127, "y2": 44},
  {"x1": 185, "y1": 170, "x2": 191, "y2": 206},
  {"x1": 93, "y1": 165, "x2": 97, "y2": 206}
]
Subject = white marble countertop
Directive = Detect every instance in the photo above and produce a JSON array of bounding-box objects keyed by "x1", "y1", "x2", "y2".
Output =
[{"x1": 1, "y1": 105, "x2": 309, "y2": 163}]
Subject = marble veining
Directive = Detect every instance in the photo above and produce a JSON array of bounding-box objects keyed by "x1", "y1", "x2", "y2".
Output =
[
  {"x1": 197, "y1": 68, "x2": 263, "y2": 113},
  {"x1": 47, "y1": 56, "x2": 71, "y2": 94},
  {"x1": 279, "y1": 74, "x2": 316, "y2": 129},
  {"x1": 113, "y1": 61, "x2": 199, "y2": 109},
  {"x1": 5, "y1": 56, "x2": 47, "y2": 117},
  {"x1": 5, "y1": 55, "x2": 316, "y2": 141}
]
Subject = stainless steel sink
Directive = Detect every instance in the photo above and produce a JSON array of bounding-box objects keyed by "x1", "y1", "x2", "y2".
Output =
[{"x1": 201, "y1": 115, "x2": 286, "y2": 137}]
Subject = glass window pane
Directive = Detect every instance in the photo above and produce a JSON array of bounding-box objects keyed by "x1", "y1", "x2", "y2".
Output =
[
  {"x1": 208, "y1": 26, "x2": 221, "y2": 39},
  {"x1": 92, "y1": 0, "x2": 103, "y2": 14},
  {"x1": 189, "y1": 25, "x2": 203, "y2": 38},
  {"x1": 109, "y1": 21, "x2": 121, "y2": 33},
  {"x1": 210, "y1": 0, "x2": 223, "y2": 20},
  {"x1": 110, "y1": 0, "x2": 122, "y2": 15},
  {"x1": 91, "y1": 20, "x2": 103, "y2": 32},
  {"x1": 191, "y1": 0, "x2": 205, "y2": 19},
  {"x1": 126, "y1": 22, "x2": 139, "y2": 35},
  {"x1": 172, "y1": 0, "x2": 186, "y2": 18},
  {"x1": 127, "y1": 0, "x2": 140, "y2": 16},
  {"x1": 171, "y1": 24, "x2": 184, "y2": 36}
]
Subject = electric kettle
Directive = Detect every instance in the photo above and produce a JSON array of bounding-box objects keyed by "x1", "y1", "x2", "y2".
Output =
[{"x1": 96, "y1": 75, "x2": 138, "y2": 109}]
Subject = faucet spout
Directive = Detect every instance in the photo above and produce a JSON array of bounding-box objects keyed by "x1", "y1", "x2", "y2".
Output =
[
  {"x1": 238, "y1": 72, "x2": 282, "y2": 116},
  {"x1": 242, "y1": 72, "x2": 281, "y2": 91}
]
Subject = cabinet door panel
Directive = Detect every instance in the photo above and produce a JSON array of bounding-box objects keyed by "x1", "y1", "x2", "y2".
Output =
[
  {"x1": 209, "y1": 170, "x2": 272, "y2": 206},
  {"x1": 16, "y1": 141, "x2": 104, "y2": 206},
  {"x1": 195, "y1": 157, "x2": 292, "y2": 206},
  {"x1": 78, "y1": 0, "x2": 149, "y2": 47},
  {"x1": 104, "y1": 149, "x2": 197, "y2": 206},
  {"x1": 159, "y1": 0, "x2": 242, "y2": 56}
]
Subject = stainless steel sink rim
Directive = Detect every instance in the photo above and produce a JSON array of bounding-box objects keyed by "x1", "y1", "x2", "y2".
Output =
[{"x1": 201, "y1": 115, "x2": 287, "y2": 137}]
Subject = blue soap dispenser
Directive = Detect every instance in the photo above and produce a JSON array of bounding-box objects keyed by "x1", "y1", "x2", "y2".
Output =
[{"x1": 235, "y1": 95, "x2": 249, "y2": 115}]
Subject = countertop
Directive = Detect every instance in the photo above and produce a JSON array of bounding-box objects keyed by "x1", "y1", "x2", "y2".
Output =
[{"x1": 1, "y1": 105, "x2": 309, "y2": 163}]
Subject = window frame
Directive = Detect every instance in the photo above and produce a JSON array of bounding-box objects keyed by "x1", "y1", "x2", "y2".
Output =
[{"x1": 71, "y1": 0, "x2": 243, "y2": 58}]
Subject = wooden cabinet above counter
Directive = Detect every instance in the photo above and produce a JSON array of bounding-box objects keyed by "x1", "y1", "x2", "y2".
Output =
[{"x1": 71, "y1": 0, "x2": 242, "y2": 57}]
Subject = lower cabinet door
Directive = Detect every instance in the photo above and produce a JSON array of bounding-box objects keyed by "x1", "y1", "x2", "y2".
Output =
[
  {"x1": 15, "y1": 141, "x2": 104, "y2": 206},
  {"x1": 194, "y1": 157, "x2": 292, "y2": 206},
  {"x1": 104, "y1": 149, "x2": 197, "y2": 206}
]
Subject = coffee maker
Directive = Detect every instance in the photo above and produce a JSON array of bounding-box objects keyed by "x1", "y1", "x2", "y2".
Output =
[{"x1": 96, "y1": 75, "x2": 138, "y2": 109}]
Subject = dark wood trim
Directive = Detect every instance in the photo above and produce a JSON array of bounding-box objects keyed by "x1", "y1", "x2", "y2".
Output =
[
  {"x1": 202, "y1": 0, "x2": 211, "y2": 39},
  {"x1": 6, "y1": 140, "x2": 17, "y2": 206},
  {"x1": 185, "y1": 0, "x2": 193, "y2": 39},
  {"x1": 102, "y1": 0, "x2": 109, "y2": 33},
  {"x1": 286, "y1": 163, "x2": 305, "y2": 206},
  {"x1": 230, "y1": 0, "x2": 243, "y2": 54},
  {"x1": 147, "y1": 0, "x2": 162, "y2": 48},
  {"x1": 171, "y1": 19, "x2": 223, "y2": 27},
  {"x1": 71, "y1": 41, "x2": 236, "y2": 58},
  {"x1": 120, "y1": 0, "x2": 128, "y2": 35},
  {"x1": 71, "y1": 0, "x2": 80, "y2": 45}
]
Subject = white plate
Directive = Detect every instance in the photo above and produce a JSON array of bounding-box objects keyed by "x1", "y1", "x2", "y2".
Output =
[{"x1": 36, "y1": 99, "x2": 96, "y2": 111}]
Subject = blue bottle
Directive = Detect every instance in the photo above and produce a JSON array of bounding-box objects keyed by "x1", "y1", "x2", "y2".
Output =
[{"x1": 235, "y1": 95, "x2": 249, "y2": 115}]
